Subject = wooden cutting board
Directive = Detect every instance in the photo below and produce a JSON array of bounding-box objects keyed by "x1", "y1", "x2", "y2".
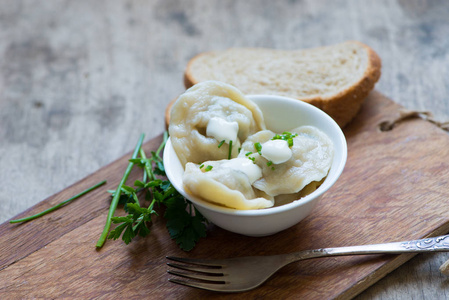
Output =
[{"x1": 2, "y1": 91, "x2": 449, "y2": 299}]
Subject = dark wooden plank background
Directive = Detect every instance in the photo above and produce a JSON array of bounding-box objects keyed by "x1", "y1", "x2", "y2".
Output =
[{"x1": 1, "y1": 1, "x2": 449, "y2": 299}]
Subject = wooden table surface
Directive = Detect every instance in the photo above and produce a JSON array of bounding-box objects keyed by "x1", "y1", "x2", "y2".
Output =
[{"x1": 1, "y1": 0, "x2": 449, "y2": 299}]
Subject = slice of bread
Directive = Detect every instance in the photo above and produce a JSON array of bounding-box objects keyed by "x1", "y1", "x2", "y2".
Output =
[{"x1": 179, "y1": 41, "x2": 381, "y2": 127}]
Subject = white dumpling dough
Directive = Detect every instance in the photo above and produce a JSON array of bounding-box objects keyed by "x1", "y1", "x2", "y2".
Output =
[
  {"x1": 238, "y1": 126, "x2": 334, "y2": 196},
  {"x1": 168, "y1": 81, "x2": 265, "y2": 167},
  {"x1": 183, "y1": 158, "x2": 274, "y2": 210}
]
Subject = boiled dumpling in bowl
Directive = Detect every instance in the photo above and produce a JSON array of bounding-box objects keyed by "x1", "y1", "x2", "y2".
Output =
[
  {"x1": 238, "y1": 126, "x2": 334, "y2": 197},
  {"x1": 183, "y1": 158, "x2": 274, "y2": 210},
  {"x1": 168, "y1": 81, "x2": 265, "y2": 167}
]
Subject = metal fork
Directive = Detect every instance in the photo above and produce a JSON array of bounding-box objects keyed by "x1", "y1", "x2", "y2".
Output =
[{"x1": 167, "y1": 234, "x2": 449, "y2": 292}]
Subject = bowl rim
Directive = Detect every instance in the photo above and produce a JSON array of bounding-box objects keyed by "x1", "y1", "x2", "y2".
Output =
[{"x1": 164, "y1": 94, "x2": 347, "y2": 217}]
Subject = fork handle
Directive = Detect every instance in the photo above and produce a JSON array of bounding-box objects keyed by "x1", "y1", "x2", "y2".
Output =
[{"x1": 288, "y1": 235, "x2": 449, "y2": 262}]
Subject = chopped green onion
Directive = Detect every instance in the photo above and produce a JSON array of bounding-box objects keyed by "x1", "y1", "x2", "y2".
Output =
[
  {"x1": 10, "y1": 180, "x2": 107, "y2": 224},
  {"x1": 267, "y1": 161, "x2": 273, "y2": 167},
  {"x1": 228, "y1": 140, "x2": 233, "y2": 159},
  {"x1": 205, "y1": 165, "x2": 213, "y2": 172},
  {"x1": 218, "y1": 140, "x2": 225, "y2": 148},
  {"x1": 272, "y1": 131, "x2": 298, "y2": 147},
  {"x1": 245, "y1": 151, "x2": 252, "y2": 156},
  {"x1": 96, "y1": 133, "x2": 145, "y2": 248},
  {"x1": 254, "y1": 142, "x2": 262, "y2": 155},
  {"x1": 199, "y1": 164, "x2": 204, "y2": 169}
]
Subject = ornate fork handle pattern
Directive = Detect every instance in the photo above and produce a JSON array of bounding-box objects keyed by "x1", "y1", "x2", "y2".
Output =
[
  {"x1": 288, "y1": 235, "x2": 449, "y2": 263},
  {"x1": 401, "y1": 235, "x2": 449, "y2": 251}
]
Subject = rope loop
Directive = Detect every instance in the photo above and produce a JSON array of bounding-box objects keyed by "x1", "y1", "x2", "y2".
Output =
[{"x1": 379, "y1": 109, "x2": 449, "y2": 132}]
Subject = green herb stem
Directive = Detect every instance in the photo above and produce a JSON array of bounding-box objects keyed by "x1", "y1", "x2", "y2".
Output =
[
  {"x1": 139, "y1": 131, "x2": 167, "y2": 181},
  {"x1": 96, "y1": 133, "x2": 145, "y2": 248},
  {"x1": 139, "y1": 147, "x2": 154, "y2": 181},
  {"x1": 155, "y1": 131, "x2": 169, "y2": 158},
  {"x1": 10, "y1": 180, "x2": 106, "y2": 224}
]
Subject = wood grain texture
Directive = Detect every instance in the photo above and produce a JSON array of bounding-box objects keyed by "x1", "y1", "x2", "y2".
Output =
[
  {"x1": 1, "y1": 0, "x2": 449, "y2": 298},
  {"x1": 0, "y1": 136, "x2": 163, "y2": 271},
  {"x1": 2, "y1": 93, "x2": 449, "y2": 299}
]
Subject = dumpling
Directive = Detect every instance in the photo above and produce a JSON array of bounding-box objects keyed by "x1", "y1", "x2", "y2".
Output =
[
  {"x1": 182, "y1": 158, "x2": 274, "y2": 210},
  {"x1": 274, "y1": 179, "x2": 325, "y2": 207},
  {"x1": 168, "y1": 81, "x2": 265, "y2": 167},
  {"x1": 238, "y1": 126, "x2": 334, "y2": 196}
]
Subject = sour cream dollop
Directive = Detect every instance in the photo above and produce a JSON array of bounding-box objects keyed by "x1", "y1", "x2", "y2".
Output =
[
  {"x1": 206, "y1": 117, "x2": 239, "y2": 144},
  {"x1": 261, "y1": 139, "x2": 292, "y2": 164},
  {"x1": 222, "y1": 157, "x2": 262, "y2": 184}
]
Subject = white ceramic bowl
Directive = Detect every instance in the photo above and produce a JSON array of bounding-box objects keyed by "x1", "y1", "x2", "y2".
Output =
[{"x1": 164, "y1": 94, "x2": 347, "y2": 237}]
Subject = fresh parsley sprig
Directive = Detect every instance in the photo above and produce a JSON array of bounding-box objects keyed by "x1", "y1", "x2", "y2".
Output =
[
  {"x1": 104, "y1": 132, "x2": 207, "y2": 251},
  {"x1": 164, "y1": 192, "x2": 207, "y2": 251}
]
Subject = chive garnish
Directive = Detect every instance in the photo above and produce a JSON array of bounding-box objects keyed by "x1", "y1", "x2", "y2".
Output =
[
  {"x1": 254, "y1": 142, "x2": 262, "y2": 155},
  {"x1": 228, "y1": 140, "x2": 233, "y2": 159},
  {"x1": 272, "y1": 131, "x2": 298, "y2": 147},
  {"x1": 218, "y1": 140, "x2": 225, "y2": 148},
  {"x1": 96, "y1": 133, "x2": 145, "y2": 248},
  {"x1": 199, "y1": 164, "x2": 204, "y2": 169},
  {"x1": 10, "y1": 180, "x2": 107, "y2": 224}
]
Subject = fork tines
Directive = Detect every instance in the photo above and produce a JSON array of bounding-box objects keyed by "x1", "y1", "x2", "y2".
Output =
[{"x1": 166, "y1": 256, "x2": 228, "y2": 291}]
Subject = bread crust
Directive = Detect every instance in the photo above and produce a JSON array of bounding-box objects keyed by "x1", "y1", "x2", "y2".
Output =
[
  {"x1": 299, "y1": 42, "x2": 382, "y2": 127},
  {"x1": 168, "y1": 41, "x2": 381, "y2": 128}
]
